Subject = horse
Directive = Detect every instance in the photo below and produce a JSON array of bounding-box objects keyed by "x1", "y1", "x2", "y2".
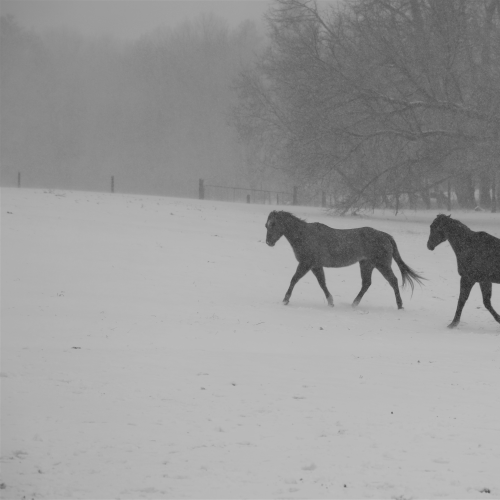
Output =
[
  {"x1": 427, "y1": 214, "x2": 500, "y2": 328},
  {"x1": 265, "y1": 210, "x2": 424, "y2": 309}
]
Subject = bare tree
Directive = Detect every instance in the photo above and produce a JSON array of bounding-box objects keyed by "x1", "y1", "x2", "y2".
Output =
[{"x1": 233, "y1": 0, "x2": 500, "y2": 212}]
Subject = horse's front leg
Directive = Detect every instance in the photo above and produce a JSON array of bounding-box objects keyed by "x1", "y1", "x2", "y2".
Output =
[
  {"x1": 312, "y1": 267, "x2": 334, "y2": 306},
  {"x1": 448, "y1": 277, "x2": 475, "y2": 328},
  {"x1": 283, "y1": 262, "x2": 310, "y2": 305}
]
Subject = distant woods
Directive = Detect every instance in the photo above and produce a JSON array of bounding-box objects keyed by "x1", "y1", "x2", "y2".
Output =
[
  {"x1": 0, "y1": 13, "x2": 266, "y2": 196},
  {"x1": 2, "y1": 1, "x2": 500, "y2": 212}
]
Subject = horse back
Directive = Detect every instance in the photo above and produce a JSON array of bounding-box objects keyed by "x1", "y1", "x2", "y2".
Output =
[
  {"x1": 476, "y1": 231, "x2": 500, "y2": 247},
  {"x1": 303, "y1": 223, "x2": 391, "y2": 268}
]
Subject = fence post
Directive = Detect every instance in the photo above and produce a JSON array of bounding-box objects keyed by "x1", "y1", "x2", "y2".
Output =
[
  {"x1": 293, "y1": 186, "x2": 298, "y2": 205},
  {"x1": 111, "y1": 176, "x2": 114, "y2": 193},
  {"x1": 18, "y1": 172, "x2": 21, "y2": 188},
  {"x1": 199, "y1": 179, "x2": 204, "y2": 200},
  {"x1": 246, "y1": 194, "x2": 250, "y2": 203},
  {"x1": 321, "y1": 191, "x2": 326, "y2": 208}
]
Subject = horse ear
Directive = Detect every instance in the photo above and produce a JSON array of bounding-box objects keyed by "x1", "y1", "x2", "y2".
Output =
[{"x1": 447, "y1": 214, "x2": 451, "y2": 218}]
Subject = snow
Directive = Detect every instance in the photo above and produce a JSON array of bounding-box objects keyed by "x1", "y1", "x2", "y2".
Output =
[{"x1": 1, "y1": 187, "x2": 499, "y2": 499}]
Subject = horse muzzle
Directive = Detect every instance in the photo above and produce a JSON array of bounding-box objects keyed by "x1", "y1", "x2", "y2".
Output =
[{"x1": 266, "y1": 240, "x2": 275, "y2": 247}]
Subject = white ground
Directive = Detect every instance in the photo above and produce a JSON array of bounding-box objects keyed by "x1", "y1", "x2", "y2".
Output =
[{"x1": 1, "y1": 187, "x2": 499, "y2": 499}]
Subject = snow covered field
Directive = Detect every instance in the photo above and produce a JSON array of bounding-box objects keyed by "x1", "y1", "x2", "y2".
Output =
[{"x1": 1, "y1": 187, "x2": 499, "y2": 499}]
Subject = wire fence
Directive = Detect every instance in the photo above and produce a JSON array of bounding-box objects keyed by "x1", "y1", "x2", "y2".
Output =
[
  {"x1": 199, "y1": 179, "x2": 332, "y2": 207},
  {"x1": 10, "y1": 171, "x2": 330, "y2": 208},
  {"x1": 201, "y1": 181, "x2": 294, "y2": 205}
]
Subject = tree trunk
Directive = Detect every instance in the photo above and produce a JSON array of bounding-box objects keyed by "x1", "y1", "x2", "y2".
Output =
[
  {"x1": 492, "y1": 169, "x2": 498, "y2": 213},
  {"x1": 455, "y1": 173, "x2": 476, "y2": 209},
  {"x1": 447, "y1": 179, "x2": 452, "y2": 212},
  {"x1": 421, "y1": 179, "x2": 431, "y2": 209},
  {"x1": 479, "y1": 172, "x2": 492, "y2": 209}
]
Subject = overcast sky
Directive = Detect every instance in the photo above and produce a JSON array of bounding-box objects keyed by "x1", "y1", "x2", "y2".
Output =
[{"x1": 1, "y1": 0, "x2": 271, "y2": 40}]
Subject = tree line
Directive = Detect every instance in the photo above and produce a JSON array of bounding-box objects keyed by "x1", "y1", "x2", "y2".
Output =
[
  {"x1": 2, "y1": 1, "x2": 500, "y2": 211},
  {"x1": 233, "y1": 0, "x2": 500, "y2": 212}
]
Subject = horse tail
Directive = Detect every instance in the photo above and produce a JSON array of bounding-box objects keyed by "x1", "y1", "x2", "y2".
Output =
[{"x1": 389, "y1": 237, "x2": 425, "y2": 293}]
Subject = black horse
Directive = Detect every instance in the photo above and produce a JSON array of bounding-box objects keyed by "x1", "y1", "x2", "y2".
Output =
[
  {"x1": 265, "y1": 211, "x2": 424, "y2": 308},
  {"x1": 427, "y1": 214, "x2": 500, "y2": 328}
]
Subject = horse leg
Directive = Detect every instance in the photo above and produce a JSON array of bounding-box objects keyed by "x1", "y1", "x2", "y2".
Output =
[
  {"x1": 448, "y1": 277, "x2": 475, "y2": 328},
  {"x1": 352, "y1": 260, "x2": 375, "y2": 307},
  {"x1": 479, "y1": 281, "x2": 500, "y2": 324},
  {"x1": 283, "y1": 262, "x2": 310, "y2": 305},
  {"x1": 376, "y1": 263, "x2": 403, "y2": 309},
  {"x1": 311, "y1": 267, "x2": 333, "y2": 306}
]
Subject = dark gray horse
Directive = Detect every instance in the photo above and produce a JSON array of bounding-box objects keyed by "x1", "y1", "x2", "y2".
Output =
[
  {"x1": 427, "y1": 214, "x2": 500, "y2": 328},
  {"x1": 265, "y1": 211, "x2": 424, "y2": 308}
]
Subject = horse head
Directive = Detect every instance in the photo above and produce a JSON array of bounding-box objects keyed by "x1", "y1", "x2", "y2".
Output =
[
  {"x1": 427, "y1": 214, "x2": 452, "y2": 250},
  {"x1": 265, "y1": 211, "x2": 286, "y2": 247}
]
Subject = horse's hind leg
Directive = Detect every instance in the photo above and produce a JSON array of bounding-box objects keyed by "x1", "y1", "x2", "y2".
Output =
[
  {"x1": 479, "y1": 281, "x2": 500, "y2": 324},
  {"x1": 376, "y1": 263, "x2": 403, "y2": 309},
  {"x1": 283, "y1": 262, "x2": 310, "y2": 305},
  {"x1": 312, "y1": 267, "x2": 333, "y2": 306},
  {"x1": 448, "y1": 277, "x2": 475, "y2": 328},
  {"x1": 353, "y1": 260, "x2": 374, "y2": 307}
]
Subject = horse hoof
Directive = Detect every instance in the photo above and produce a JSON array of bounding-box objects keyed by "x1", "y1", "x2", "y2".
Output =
[
  {"x1": 283, "y1": 300, "x2": 289, "y2": 305},
  {"x1": 447, "y1": 322, "x2": 458, "y2": 329}
]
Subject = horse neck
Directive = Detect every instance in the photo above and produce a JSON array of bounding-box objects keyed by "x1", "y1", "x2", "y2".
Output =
[
  {"x1": 445, "y1": 221, "x2": 473, "y2": 253},
  {"x1": 282, "y1": 216, "x2": 306, "y2": 245}
]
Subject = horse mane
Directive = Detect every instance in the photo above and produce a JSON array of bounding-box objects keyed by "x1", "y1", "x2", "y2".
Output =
[
  {"x1": 272, "y1": 211, "x2": 307, "y2": 225},
  {"x1": 435, "y1": 214, "x2": 471, "y2": 233}
]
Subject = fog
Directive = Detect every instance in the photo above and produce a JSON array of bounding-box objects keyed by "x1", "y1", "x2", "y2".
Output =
[
  {"x1": 0, "y1": 1, "x2": 274, "y2": 198},
  {"x1": 1, "y1": 1, "x2": 269, "y2": 40}
]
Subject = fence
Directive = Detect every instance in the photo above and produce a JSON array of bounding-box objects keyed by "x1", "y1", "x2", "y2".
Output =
[
  {"x1": 199, "y1": 179, "x2": 296, "y2": 205},
  {"x1": 10, "y1": 170, "x2": 499, "y2": 212},
  {"x1": 199, "y1": 179, "x2": 332, "y2": 207},
  {"x1": 11, "y1": 171, "x2": 331, "y2": 208}
]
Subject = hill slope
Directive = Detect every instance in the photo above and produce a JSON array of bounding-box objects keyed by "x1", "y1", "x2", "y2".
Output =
[{"x1": 2, "y1": 188, "x2": 499, "y2": 498}]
